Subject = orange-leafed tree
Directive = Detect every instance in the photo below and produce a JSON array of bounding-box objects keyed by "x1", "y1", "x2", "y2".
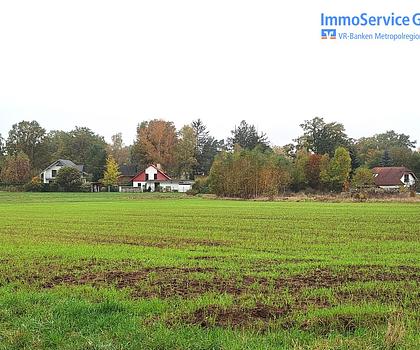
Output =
[{"x1": 131, "y1": 119, "x2": 178, "y2": 173}]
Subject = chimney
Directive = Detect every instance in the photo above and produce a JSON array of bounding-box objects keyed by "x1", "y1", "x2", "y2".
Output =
[{"x1": 156, "y1": 163, "x2": 162, "y2": 170}]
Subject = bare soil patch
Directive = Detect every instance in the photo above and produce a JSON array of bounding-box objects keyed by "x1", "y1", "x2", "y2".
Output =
[
  {"x1": 81, "y1": 236, "x2": 228, "y2": 248},
  {"x1": 184, "y1": 303, "x2": 290, "y2": 328}
]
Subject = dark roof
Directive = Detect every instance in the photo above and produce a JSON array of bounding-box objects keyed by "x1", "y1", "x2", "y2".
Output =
[
  {"x1": 119, "y1": 165, "x2": 138, "y2": 177},
  {"x1": 42, "y1": 159, "x2": 84, "y2": 173},
  {"x1": 372, "y1": 167, "x2": 415, "y2": 186}
]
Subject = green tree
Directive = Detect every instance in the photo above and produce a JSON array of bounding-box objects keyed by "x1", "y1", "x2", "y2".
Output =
[
  {"x1": 102, "y1": 155, "x2": 121, "y2": 191},
  {"x1": 227, "y1": 120, "x2": 269, "y2": 151},
  {"x1": 328, "y1": 147, "x2": 352, "y2": 191},
  {"x1": 319, "y1": 154, "x2": 331, "y2": 189},
  {"x1": 55, "y1": 167, "x2": 83, "y2": 192},
  {"x1": 291, "y1": 149, "x2": 309, "y2": 191},
  {"x1": 351, "y1": 167, "x2": 374, "y2": 189},
  {"x1": 355, "y1": 131, "x2": 416, "y2": 167},
  {"x1": 191, "y1": 119, "x2": 222, "y2": 175},
  {"x1": 0, "y1": 151, "x2": 31, "y2": 185},
  {"x1": 295, "y1": 117, "x2": 350, "y2": 156},
  {"x1": 389, "y1": 147, "x2": 412, "y2": 167},
  {"x1": 6, "y1": 120, "x2": 50, "y2": 170},
  {"x1": 380, "y1": 149, "x2": 392, "y2": 167},
  {"x1": 0, "y1": 134, "x2": 5, "y2": 173},
  {"x1": 108, "y1": 133, "x2": 130, "y2": 165},
  {"x1": 50, "y1": 127, "x2": 107, "y2": 181},
  {"x1": 175, "y1": 125, "x2": 197, "y2": 179}
]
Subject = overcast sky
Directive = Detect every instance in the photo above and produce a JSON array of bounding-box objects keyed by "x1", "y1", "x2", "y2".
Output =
[{"x1": 0, "y1": 1, "x2": 419, "y2": 146}]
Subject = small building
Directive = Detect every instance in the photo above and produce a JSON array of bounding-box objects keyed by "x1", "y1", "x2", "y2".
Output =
[
  {"x1": 128, "y1": 164, "x2": 194, "y2": 192},
  {"x1": 40, "y1": 159, "x2": 88, "y2": 184},
  {"x1": 118, "y1": 165, "x2": 139, "y2": 186},
  {"x1": 372, "y1": 166, "x2": 417, "y2": 190}
]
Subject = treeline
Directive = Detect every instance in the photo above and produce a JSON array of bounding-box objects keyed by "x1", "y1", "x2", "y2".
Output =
[{"x1": 0, "y1": 117, "x2": 419, "y2": 195}]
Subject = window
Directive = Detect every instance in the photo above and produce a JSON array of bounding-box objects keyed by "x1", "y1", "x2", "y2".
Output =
[
  {"x1": 404, "y1": 174, "x2": 409, "y2": 183},
  {"x1": 154, "y1": 173, "x2": 158, "y2": 180},
  {"x1": 52, "y1": 170, "x2": 57, "y2": 177},
  {"x1": 145, "y1": 173, "x2": 149, "y2": 180}
]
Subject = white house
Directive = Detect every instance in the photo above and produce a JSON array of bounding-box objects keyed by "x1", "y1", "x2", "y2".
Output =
[
  {"x1": 128, "y1": 164, "x2": 194, "y2": 192},
  {"x1": 372, "y1": 166, "x2": 417, "y2": 190},
  {"x1": 40, "y1": 159, "x2": 87, "y2": 184}
]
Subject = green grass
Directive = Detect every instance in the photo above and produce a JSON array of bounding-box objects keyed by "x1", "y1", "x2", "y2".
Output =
[{"x1": 0, "y1": 192, "x2": 419, "y2": 349}]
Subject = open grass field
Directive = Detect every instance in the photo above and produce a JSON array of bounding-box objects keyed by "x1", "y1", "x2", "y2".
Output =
[{"x1": 0, "y1": 192, "x2": 419, "y2": 349}]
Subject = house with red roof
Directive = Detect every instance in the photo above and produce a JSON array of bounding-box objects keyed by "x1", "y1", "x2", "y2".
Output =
[
  {"x1": 130, "y1": 164, "x2": 194, "y2": 192},
  {"x1": 372, "y1": 167, "x2": 417, "y2": 190}
]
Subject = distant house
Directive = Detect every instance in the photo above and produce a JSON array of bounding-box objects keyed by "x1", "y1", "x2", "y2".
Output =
[
  {"x1": 129, "y1": 164, "x2": 194, "y2": 192},
  {"x1": 40, "y1": 159, "x2": 88, "y2": 184},
  {"x1": 372, "y1": 167, "x2": 417, "y2": 190},
  {"x1": 118, "y1": 165, "x2": 139, "y2": 185}
]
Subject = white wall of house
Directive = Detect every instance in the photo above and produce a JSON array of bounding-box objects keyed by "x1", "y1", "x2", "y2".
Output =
[
  {"x1": 145, "y1": 166, "x2": 158, "y2": 180},
  {"x1": 132, "y1": 180, "x2": 192, "y2": 192},
  {"x1": 41, "y1": 164, "x2": 64, "y2": 183},
  {"x1": 178, "y1": 184, "x2": 192, "y2": 192},
  {"x1": 400, "y1": 173, "x2": 416, "y2": 187}
]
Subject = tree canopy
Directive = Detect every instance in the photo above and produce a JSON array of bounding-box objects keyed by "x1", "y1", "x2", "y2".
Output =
[
  {"x1": 295, "y1": 117, "x2": 350, "y2": 156},
  {"x1": 227, "y1": 120, "x2": 270, "y2": 151}
]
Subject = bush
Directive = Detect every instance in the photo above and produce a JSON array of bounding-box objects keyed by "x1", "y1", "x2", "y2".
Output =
[
  {"x1": 80, "y1": 182, "x2": 92, "y2": 192},
  {"x1": 192, "y1": 177, "x2": 210, "y2": 194},
  {"x1": 24, "y1": 176, "x2": 43, "y2": 192},
  {"x1": 186, "y1": 189, "x2": 199, "y2": 196},
  {"x1": 55, "y1": 167, "x2": 83, "y2": 192}
]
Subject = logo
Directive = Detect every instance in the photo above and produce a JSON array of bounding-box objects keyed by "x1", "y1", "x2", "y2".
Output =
[{"x1": 321, "y1": 28, "x2": 336, "y2": 39}]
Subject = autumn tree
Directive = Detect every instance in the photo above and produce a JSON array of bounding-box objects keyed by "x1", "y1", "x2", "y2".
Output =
[
  {"x1": 227, "y1": 120, "x2": 269, "y2": 151},
  {"x1": 175, "y1": 125, "x2": 197, "y2": 179},
  {"x1": 0, "y1": 151, "x2": 31, "y2": 185},
  {"x1": 209, "y1": 148, "x2": 291, "y2": 198},
  {"x1": 295, "y1": 117, "x2": 350, "y2": 156},
  {"x1": 306, "y1": 153, "x2": 323, "y2": 190},
  {"x1": 131, "y1": 119, "x2": 178, "y2": 173},
  {"x1": 102, "y1": 155, "x2": 121, "y2": 191},
  {"x1": 6, "y1": 120, "x2": 50, "y2": 170},
  {"x1": 351, "y1": 167, "x2": 374, "y2": 189}
]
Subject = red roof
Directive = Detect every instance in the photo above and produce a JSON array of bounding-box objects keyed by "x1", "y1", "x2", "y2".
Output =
[
  {"x1": 372, "y1": 167, "x2": 415, "y2": 186},
  {"x1": 131, "y1": 165, "x2": 171, "y2": 182}
]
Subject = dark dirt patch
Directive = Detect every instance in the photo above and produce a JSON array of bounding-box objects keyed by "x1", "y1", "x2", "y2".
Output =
[
  {"x1": 9, "y1": 261, "x2": 419, "y2": 302},
  {"x1": 275, "y1": 266, "x2": 420, "y2": 292},
  {"x1": 41, "y1": 267, "x2": 214, "y2": 290},
  {"x1": 184, "y1": 303, "x2": 290, "y2": 329},
  {"x1": 188, "y1": 256, "x2": 222, "y2": 261},
  {"x1": 79, "y1": 236, "x2": 228, "y2": 249}
]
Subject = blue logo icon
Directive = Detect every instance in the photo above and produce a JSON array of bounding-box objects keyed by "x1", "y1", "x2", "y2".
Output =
[{"x1": 321, "y1": 29, "x2": 336, "y2": 39}]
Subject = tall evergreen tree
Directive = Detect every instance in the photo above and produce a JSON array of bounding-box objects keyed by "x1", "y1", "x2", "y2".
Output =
[
  {"x1": 227, "y1": 120, "x2": 269, "y2": 151},
  {"x1": 191, "y1": 119, "x2": 222, "y2": 175},
  {"x1": 380, "y1": 149, "x2": 392, "y2": 167}
]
